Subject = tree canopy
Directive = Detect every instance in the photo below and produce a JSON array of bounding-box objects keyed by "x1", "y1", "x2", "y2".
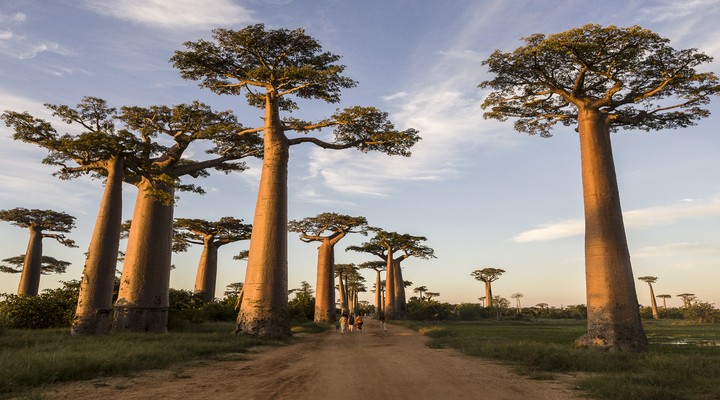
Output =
[
  {"x1": 172, "y1": 217, "x2": 252, "y2": 252},
  {"x1": 0, "y1": 255, "x2": 71, "y2": 275},
  {"x1": 0, "y1": 208, "x2": 77, "y2": 248},
  {"x1": 480, "y1": 24, "x2": 720, "y2": 137}
]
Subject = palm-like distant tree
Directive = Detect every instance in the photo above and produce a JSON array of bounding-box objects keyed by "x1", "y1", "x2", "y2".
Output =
[
  {"x1": 637, "y1": 276, "x2": 659, "y2": 319},
  {"x1": 510, "y1": 292, "x2": 524, "y2": 314},
  {"x1": 413, "y1": 285, "x2": 428, "y2": 301},
  {"x1": 677, "y1": 293, "x2": 696, "y2": 308},
  {"x1": 656, "y1": 294, "x2": 671, "y2": 310},
  {"x1": 470, "y1": 268, "x2": 504, "y2": 307}
]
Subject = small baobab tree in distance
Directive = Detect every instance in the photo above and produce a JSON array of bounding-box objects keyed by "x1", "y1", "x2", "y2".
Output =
[
  {"x1": 656, "y1": 294, "x2": 671, "y2": 310},
  {"x1": 510, "y1": 292, "x2": 524, "y2": 314},
  {"x1": 0, "y1": 208, "x2": 77, "y2": 296},
  {"x1": 173, "y1": 217, "x2": 252, "y2": 303},
  {"x1": 172, "y1": 24, "x2": 420, "y2": 338},
  {"x1": 470, "y1": 268, "x2": 505, "y2": 308},
  {"x1": 637, "y1": 276, "x2": 660, "y2": 319},
  {"x1": 288, "y1": 213, "x2": 368, "y2": 323},
  {"x1": 413, "y1": 285, "x2": 428, "y2": 301},
  {"x1": 359, "y1": 260, "x2": 385, "y2": 317},
  {"x1": 677, "y1": 293, "x2": 696, "y2": 308},
  {"x1": 480, "y1": 24, "x2": 720, "y2": 351},
  {"x1": 334, "y1": 263, "x2": 356, "y2": 314},
  {"x1": 0, "y1": 255, "x2": 70, "y2": 276},
  {"x1": 425, "y1": 292, "x2": 440, "y2": 301}
]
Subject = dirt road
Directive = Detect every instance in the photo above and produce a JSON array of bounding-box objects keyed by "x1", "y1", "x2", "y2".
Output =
[{"x1": 35, "y1": 319, "x2": 587, "y2": 399}]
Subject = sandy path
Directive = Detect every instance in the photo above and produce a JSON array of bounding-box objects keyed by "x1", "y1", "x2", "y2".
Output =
[{"x1": 33, "y1": 319, "x2": 587, "y2": 400}]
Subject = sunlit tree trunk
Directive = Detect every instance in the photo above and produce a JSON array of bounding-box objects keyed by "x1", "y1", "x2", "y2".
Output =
[
  {"x1": 383, "y1": 250, "x2": 396, "y2": 319},
  {"x1": 194, "y1": 237, "x2": 219, "y2": 303},
  {"x1": 374, "y1": 269, "x2": 382, "y2": 317},
  {"x1": 72, "y1": 157, "x2": 123, "y2": 335},
  {"x1": 113, "y1": 178, "x2": 174, "y2": 333},
  {"x1": 393, "y1": 260, "x2": 406, "y2": 317},
  {"x1": 338, "y1": 272, "x2": 348, "y2": 313},
  {"x1": 17, "y1": 226, "x2": 43, "y2": 296},
  {"x1": 647, "y1": 283, "x2": 659, "y2": 320},
  {"x1": 575, "y1": 109, "x2": 647, "y2": 351},
  {"x1": 236, "y1": 92, "x2": 291, "y2": 338},
  {"x1": 314, "y1": 240, "x2": 335, "y2": 322},
  {"x1": 485, "y1": 281, "x2": 494, "y2": 308}
]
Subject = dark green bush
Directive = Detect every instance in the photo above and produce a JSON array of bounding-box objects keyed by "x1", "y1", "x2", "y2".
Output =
[
  {"x1": 406, "y1": 299, "x2": 453, "y2": 320},
  {"x1": 0, "y1": 280, "x2": 79, "y2": 329}
]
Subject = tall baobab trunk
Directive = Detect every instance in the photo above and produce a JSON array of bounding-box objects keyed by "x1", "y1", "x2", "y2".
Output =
[
  {"x1": 374, "y1": 269, "x2": 382, "y2": 317},
  {"x1": 72, "y1": 157, "x2": 124, "y2": 335},
  {"x1": 194, "y1": 237, "x2": 219, "y2": 303},
  {"x1": 485, "y1": 281, "x2": 494, "y2": 308},
  {"x1": 236, "y1": 93, "x2": 291, "y2": 338},
  {"x1": 647, "y1": 283, "x2": 659, "y2": 320},
  {"x1": 113, "y1": 178, "x2": 175, "y2": 333},
  {"x1": 383, "y1": 251, "x2": 396, "y2": 319},
  {"x1": 314, "y1": 240, "x2": 335, "y2": 322},
  {"x1": 575, "y1": 109, "x2": 647, "y2": 351},
  {"x1": 392, "y1": 260, "x2": 406, "y2": 317},
  {"x1": 18, "y1": 226, "x2": 43, "y2": 296},
  {"x1": 338, "y1": 272, "x2": 348, "y2": 313}
]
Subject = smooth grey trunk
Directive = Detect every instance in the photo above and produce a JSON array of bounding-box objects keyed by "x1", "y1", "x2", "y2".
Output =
[
  {"x1": 338, "y1": 272, "x2": 348, "y2": 313},
  {"x1": 392, "y1": 260, "x2": 406, "y2": 317},
  {"x1": 647, "y1": 283, "x2": 659, "y2": 320},
  {"x1": 314, "y1": 240, "x2": 335, "y2": 322},
  {"x1": 236, "y1": 93, "x2": 291, "y2": 338},
  {"x1": 113, "y1": 179, "x2": 174, "y2": 333},
  {"x1": 194, "y1": 237, "x2": 219, "y2": 303},
  {"x1": 17, "y1": 226, "x2": 43, "y2": 296},
  {"x1": 574, "y1": 109, "x2": 647, "y2": 351},
  {"x1": 485, "y1": 281, "x2": 494, "y2": 308},
  {"x1": 383, "y1": 250, "x2": 396, "y2": 319},
  {"x1": 72, "y1": 157, "x2": 124, "y2": 335}
]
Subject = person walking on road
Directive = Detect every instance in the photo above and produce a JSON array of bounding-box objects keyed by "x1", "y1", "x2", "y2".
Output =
[
  {"x1": 379, "y1": 313, "x2": 387, "y2": 332},
  {"x1": 339, "y1": 313, "x2": 348, "y2": 335},
  {"x1": 348, "y1": 313, "x2": 355, "y2": 333}
]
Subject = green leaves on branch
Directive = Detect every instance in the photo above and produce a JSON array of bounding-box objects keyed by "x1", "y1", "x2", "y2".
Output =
[
  {"x1": 288, "y1": 212, "x2": 368, "y2": 242},
  {"x1": 0, "y1": 208, "x2": 77, "y2": 248},
  {"x1": 0, "y1": 255, "x2": 70, "y2": 275},
  {"x1": 479, "y1": 24, "x2": 720, "y2": 136},
  {"x1": 172, "y1": 217, "x2": 252, "y2": 252}
]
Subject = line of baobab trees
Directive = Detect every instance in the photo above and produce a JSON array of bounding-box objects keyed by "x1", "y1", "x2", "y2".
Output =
[{"x1": 2, "y1": 22, "x2": 719, "y2": 353}]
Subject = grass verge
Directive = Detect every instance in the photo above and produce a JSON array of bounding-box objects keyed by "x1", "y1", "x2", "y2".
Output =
[
  {"x1": 0, "y1": 321, "x2": 282, "y2": 398},
  {"x1": 398, "y1": 319, "x2": 720, "y2": 400}
]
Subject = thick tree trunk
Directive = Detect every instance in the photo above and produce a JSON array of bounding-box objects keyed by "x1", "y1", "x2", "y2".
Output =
[
  {"x1": 113, "y1": 178, "x2": 174, "y2": 333},
  {"x1": 18, "y1": 226, "x2": 43, "y2": 296},
  {"x1": 485, "y1": 281, "x2": 494, "y2": 308},
  {"x1": 72, "y1": 157, "x2": 124, "y2": 335},
  {"x1": 374, "y1": 269, "x2": 382, "y2": 317},
  {"x1": 338, "y1": 273, "x2": 348, "y2": 313},
  {"x1": 393, "y1": 260, "x2": 406, "y2": 317},
  {"x1": 648, "y1": 284, "x2": 659, "y2": 320},
  {"x1": 574, "y1": 109, "x2": 647, "y2": 351},
  {"x1": 194, "y1": 238, "x2": 219, "y2": 303},
  {"x1": 314, "y1": 240, "x2": 335, "y2": 322},
  {"x1": 236, "y1": 93, "x2": 291, "y2": 338},
  {"x1": 383, "y1": 251, "x2": 396, "y2": 319}
]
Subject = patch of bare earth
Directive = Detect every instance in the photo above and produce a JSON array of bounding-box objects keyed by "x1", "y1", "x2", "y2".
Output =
[{"x1": 30, "y1": 319, "x2": 589, "y2": 399}]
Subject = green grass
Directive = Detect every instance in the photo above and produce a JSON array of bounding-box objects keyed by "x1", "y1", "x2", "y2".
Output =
[
  {"x1": 398, "y1": 319, "x2": 720, "y2": 400},
  {"x1": 0, "y1": 322, "x2": 280, "y2": 398}
]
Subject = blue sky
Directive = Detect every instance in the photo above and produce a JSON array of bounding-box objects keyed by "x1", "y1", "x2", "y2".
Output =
[{"x1": 1, "y1": 0, "x2": 719, "y2": 309}]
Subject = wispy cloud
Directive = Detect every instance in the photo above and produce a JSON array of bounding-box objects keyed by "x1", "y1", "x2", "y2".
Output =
[
  {"x1": 513, "y1": 198, "x2": 720, "y2": 242},
  {"x1": 634, "y1": 242, "x2": 720, "y2": 259},
  {"x1": 84, "y1": 0, "x2": 254, "y2": 30},
  {"x1": 0, "y1": 11, "x2": 26, "y2": 23},
  {"x1": 0, "y1": 10, "x2": 72, "y2": 60}
]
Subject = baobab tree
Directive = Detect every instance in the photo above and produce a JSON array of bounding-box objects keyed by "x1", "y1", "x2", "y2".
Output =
[
  {"x1": 347, "y1": 229, "x2": 435, "y2": 319},
  {"x1": 0, "y1": 255, "x2": 70, "y2": 275},
  {"x1": 511, "y1": 292, "x2": 524, "y2": 314},
  {"x1": 470, "y1": 268, "x2": 505, "y2": 308},
  {"x1": 334, "y1": 263, "x2": 356, "y2": 314},
  {"x1": 656, "y1": 294, "x2": 671, "y2": 310},
  {"x1": 425, "y1": 292, "x2": 440, "y2": 301},
  {"x1": 359, "y1": 260, "x2": 385, "y2": 317},
  {"x1": 2, "y1": 97, "x2": 155, "y2": 335},
  {"x1": 173, "y1": 217, "x2": 252, "y2": 302},
  {"x1": 638, "y1": 276, "x2": 660, "y2": 319},
  {"x1": 413, "y1": 285, "x2": 428, "y2": 301},
  {"x1": 677, "y1": 293, "x2": 697, "y2": 308},
  {"x1": 0, "y1": 208, "x2": 77, "y2": 296},
  {"x1": 480, "y1": 24, "x2": 719, "y2": 351},
  {"x1": 172, "y1": 25, "x2": 420, "y2": 337},
  {"x1": 288, "y1": 213, "x2": 368, "y2": 322},
  {"x1": 114, "y1": 102, "x2": 261, "y2": 333}
]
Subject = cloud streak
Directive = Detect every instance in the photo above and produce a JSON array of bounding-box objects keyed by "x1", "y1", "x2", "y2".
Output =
[
  {"x1": 513, "y1": 198, "x2": 720, "y2": 242},
  {"x1": 84, "y1": 0, "x2": 254, "y2": 30}
]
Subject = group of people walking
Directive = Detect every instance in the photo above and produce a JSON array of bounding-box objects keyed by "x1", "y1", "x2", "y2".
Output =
[
  {"x1": 338, "y1": 312, "x2": 363, "y2": 334},
  {"x1": 337, "y1": 312, "x2": 387, "y2": 334}
]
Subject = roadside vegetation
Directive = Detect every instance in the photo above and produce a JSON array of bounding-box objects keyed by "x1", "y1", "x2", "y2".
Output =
[{"x1": 400, "y1": 319, "x2": 720, "y2": 400}]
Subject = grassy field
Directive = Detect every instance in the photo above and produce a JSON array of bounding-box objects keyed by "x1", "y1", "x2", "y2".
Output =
[
  {"x1": 399, "y1": 319, "x2": 720, "y2": 400},
  {"x1": 0, "y1": 321, "x2": 328, "y2": 399}
]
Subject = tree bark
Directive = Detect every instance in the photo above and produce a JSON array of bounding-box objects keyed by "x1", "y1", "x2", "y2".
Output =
[
  {"x1": 236, "y1": 92, "x2": 291, "y2": 338},
  {"x1": 392, "y1": 260, "x2": 406, "y2": 317},
  {"x1": 574, "y1": 108, "x2": 647, "y2": 351},
  {"x1": 485, "y1": 281, "x2": 494, "y2": 308},
  {"x1": 314, "y1": 239, "x2": 336, "y2": 322},
  {"x1": 648, "y1": 283, "x2": 659, "y2": 320},
  {"x1": 18, "y1": 226, "x2": 43, "y2": 296},
  {"x1": 72, "y1": 157, "x2": 124, "y2": 335},
  {"x1": 374, "y1": 269, "x2": 382, "y2": 317},
  {"x1": 194, "y1": 237, "x2": 219, "y2": 303},
  {"x1": 113, "y1": 178, "x2": 174, "y2": 333},
  {"x1": 383, "y1": 250, "x2": 396, "y2": 319},
  {"x1": 338, "y1": 272, "x2": 348, "y2": 313}
]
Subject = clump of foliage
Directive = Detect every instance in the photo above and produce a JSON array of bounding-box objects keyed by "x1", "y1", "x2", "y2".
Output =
[
  {"x1": 288, "y1": 281, "x2": 315, "y2": 322},
  {"x1": 406, "y1": 298, "x2": 453, "y2": 320},
  {"x1": 684, "y1": 301, "x2": 720, "y2": 323},
  {"x1": 0, "y1": 281, "x2": 79, "y2": 329},
  {"x1": 167, "y1": 289, "x2": 237, "y2": 329}
]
